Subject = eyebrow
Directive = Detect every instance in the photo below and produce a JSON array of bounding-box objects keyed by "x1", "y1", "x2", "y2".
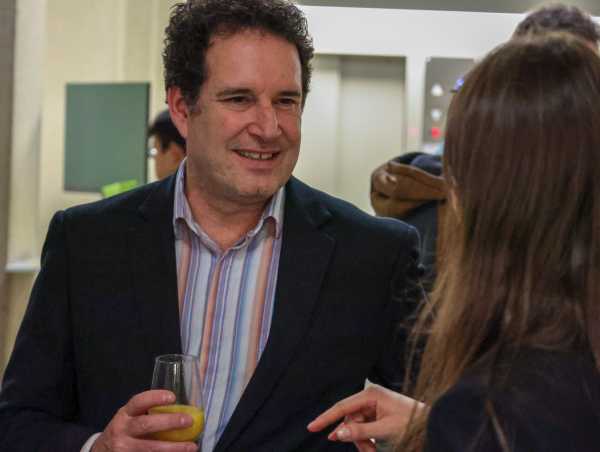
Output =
[
  {"x1": 216, "y1": 88, "x2": 253, "y2": 97},
  {"x1": 216, "y1": 88, "x2": 302, "y2": 98},
  {"x1": 279, "y1": 90, "x2": 302, "y2": 98}
]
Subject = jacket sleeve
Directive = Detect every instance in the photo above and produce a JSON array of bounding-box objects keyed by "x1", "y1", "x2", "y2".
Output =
[
  {"x1": 0, "y1": 211, "x2": 96, "y2": 452},
  {"x1": 368, "y1": 224, "x2": 424, "y2": 393}
]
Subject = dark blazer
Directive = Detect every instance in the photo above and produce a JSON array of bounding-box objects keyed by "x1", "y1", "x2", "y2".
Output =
[
  {"x1": 425, "y1": 349, "x2": 600, "y2": 452},
  {"x1": 0, "y1": 175, "x2": 421, "y2": 452}
]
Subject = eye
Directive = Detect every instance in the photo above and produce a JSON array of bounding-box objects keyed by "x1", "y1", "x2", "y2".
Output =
[
  {"x1": 225, "y1": 96, "x2": 251, "y2": 105},
  {"x1": 276, "y1": 97, "x2": 300, "y2": 109}
]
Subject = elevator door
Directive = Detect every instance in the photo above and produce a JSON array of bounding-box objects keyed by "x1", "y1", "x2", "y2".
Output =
[{"x1": 297, "y1": 54, "x2": 406, "y2": 213}]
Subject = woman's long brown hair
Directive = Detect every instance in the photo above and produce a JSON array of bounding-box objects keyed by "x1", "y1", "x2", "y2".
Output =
[{"x1": 399, "y1": 33, "x2": 600, "y2": 452}]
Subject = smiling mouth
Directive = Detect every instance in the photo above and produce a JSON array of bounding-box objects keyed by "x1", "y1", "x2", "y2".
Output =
[{"x1": 235, "y1": 150, "x2": 277, "y2": 161}]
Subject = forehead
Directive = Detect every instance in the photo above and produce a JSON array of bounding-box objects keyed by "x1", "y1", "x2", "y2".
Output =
[{"x1": 203, "y1": 29, "x2": 302, "y2": 91}]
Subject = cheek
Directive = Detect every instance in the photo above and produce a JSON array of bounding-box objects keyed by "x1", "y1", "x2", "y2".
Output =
[
  {"x1": 222, "y1": 117, "x2": 255, "y2": 144},
  {"x1": 219, "y1": 109, "x2": 252, "y2": 129},
  {"x1": 279, "y1": 114, "x2": 302, "y2": 141}
]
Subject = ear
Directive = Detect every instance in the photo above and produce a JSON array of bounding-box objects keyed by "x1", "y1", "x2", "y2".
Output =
[{"x1": 167, "y1": 86, "x2": 191, "y2": 139}]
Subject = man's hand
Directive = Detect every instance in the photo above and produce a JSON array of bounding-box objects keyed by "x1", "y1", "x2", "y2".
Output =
[
  {"x1": 91, "y1": 390, "x2": 198, "y2": 452},
  {"x1": 307, "y1": 384, "x2": 424, "y2": 452}
]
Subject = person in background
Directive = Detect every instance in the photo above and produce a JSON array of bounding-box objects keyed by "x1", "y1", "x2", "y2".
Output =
[
  {"x1": 148, "y1": 109, "x2": 186, "y2": 180},
  {"x1": 0, "y1": 1, "x2": 421, "y2": 451},
  {"x1": 309, "y1": 32, "x2": 600, "y2": 452},
  {"x1": 513, "y1": 2, "x2": 600, "y2": 50},
  {"x1": 371, "y1": 3, "x2": 600, "y2": 288},
  {"x1": 371, "y1": 152, "x2": 444, "y2": 289}
]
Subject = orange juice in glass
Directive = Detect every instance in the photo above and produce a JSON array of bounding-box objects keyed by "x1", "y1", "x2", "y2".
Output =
[{"x1": 150, "y1": 354, "x2": 204, "y2": 444}]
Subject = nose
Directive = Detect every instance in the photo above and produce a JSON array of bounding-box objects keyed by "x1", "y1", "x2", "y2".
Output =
[{"x1": 248, "y1": 103, "x2": 282, "y2": 140}]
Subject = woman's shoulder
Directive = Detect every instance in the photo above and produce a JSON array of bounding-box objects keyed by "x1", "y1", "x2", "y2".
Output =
[
  {"x1": 425, "y1": 349, "x2": 600, "y2": 452},
  {"x1": 425, "y1": 378, "x2": 500, "y2": 452},
  {"x1": 491, "y1": 349, "x2": 600, "y2": 412}
]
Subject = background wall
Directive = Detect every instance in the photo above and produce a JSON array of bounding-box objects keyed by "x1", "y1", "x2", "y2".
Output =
[
  {"x1": 299, "y1": 54, "x2": 406, "y2": 210},
  {"x1": 38, "y1": 0, "x2": 177, "y2": 235},
  {"x1": 4, "y1": 0, "x2": 46, "y2": 373},
  {"x1": 3, "y1": 0, "x2": 177, "y2": 370},
  {"x1": 0, "y1": 0, "x2": 16, "y2": 366}
]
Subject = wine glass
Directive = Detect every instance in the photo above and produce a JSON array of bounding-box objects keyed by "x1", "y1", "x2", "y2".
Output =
[{"x1": 149, "y1": 354, "x2": 204, "y2": 444}]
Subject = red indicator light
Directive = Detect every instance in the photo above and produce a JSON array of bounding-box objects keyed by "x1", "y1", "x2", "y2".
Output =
[{"x1": 431, "y1": 126, "x2": 442, "y2": 140}]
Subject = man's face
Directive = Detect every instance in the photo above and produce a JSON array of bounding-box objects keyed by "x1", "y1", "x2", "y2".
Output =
[{"x1": 179, "y1": 29, "x2": 303, "y2": 208}]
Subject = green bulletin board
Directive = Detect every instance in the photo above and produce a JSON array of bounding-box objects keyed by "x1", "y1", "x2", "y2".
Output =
[{"x1": 64, "y1": 83, "x2": 149, "y2": 192}]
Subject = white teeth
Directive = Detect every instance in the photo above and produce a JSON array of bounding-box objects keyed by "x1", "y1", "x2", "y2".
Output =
[{"x1": 238, "y1": 151, "x2": 274, "y2": 160}]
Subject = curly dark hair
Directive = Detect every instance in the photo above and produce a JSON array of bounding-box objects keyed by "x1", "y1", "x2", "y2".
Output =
[
  {"x1": 513, "y1": 3, "x2": 600, "y2": 46},
  {"x1": 163, "y1": 0, "x2": 314, "y2": 108}
]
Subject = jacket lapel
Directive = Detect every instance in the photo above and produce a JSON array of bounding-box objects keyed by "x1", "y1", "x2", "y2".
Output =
[
  {"x1": 129, "y1": 176, "x2": 182, "y2": 362},
  {"x1": 215, "y1": 178, "x2": 335, "y2": 452}
]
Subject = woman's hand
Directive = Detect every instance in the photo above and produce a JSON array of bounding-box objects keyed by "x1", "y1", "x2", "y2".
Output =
[{"x1": 307, "y1": 384, "x2": 424, "y2": 452}]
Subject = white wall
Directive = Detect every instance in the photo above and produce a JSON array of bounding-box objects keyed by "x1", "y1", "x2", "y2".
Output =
[
  {"x1": 8, "y1": 0, "x2": 45, "y2": 268},
  {"x1": 299, "y1": 6, "x2": 524, "y2": 151},
  {"x1": 39, "y1": 0, "x2": 178, "y2": 239},
  {"x1": 298, "y1": 54, "x2": 405, "y2": 212},
  {"x1": 297, "y1": 56, "x2": 342, "y2": 196},
  {"x1": 4, "y1": 0, "x2": 177, "y2": 369},
  {"x1": 4, "y1": 0, "x2": 46, "y2": 371},
  {"x1": 0, "y1": 0, "x2": 16, "y2": 371}
]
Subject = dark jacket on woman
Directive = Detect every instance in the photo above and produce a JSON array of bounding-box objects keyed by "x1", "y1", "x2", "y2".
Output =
[{"x1": 425, "y1": 348, "x2": 600, "y2": 452}]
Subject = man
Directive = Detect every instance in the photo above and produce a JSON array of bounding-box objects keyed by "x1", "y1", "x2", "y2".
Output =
[
  {"x1": 148, "y1": 109, "x2": 186, "y2": 180},
  {"x1": 0, "y1": 1, "x2": 420, "y2": 452}
]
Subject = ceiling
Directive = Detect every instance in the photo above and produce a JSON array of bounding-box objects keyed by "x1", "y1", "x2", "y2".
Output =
[{"x1": 298, "y1": 0, "x2": 600, "y2": 16}]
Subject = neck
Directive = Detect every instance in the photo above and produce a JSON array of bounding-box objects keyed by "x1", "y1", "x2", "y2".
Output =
[{"x1": 184, "y1": 183, "x2": 270, "y2": 252}]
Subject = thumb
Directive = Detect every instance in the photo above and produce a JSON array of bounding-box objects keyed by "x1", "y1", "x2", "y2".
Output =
[{"x1": 355, "y1": 439, "x2": 377, "y2": 452}]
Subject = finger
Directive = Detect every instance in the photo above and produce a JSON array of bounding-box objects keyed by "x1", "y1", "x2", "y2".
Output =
[
  {"x1": 328, "y1": 414, "x2": 380, "y2": 441},
  {"x1": 307, "y1": 395, "x2": 377, "y2": 431},
  {"x1": 127, "y1": 437, "x2": 198, "y2": 452},
  {"x1": 127, "y1": 412, "x2": 193, "y2": 438},
  {"x1": 346, "y1": 406, "x2": 378, "y2": 423},
  {"x1": 355, "y1": 439, "x2": 377, "y2": 452},
  {"x1": 327, "y1": 421, "x2": 346, "y2": 441},
  {"x1": 338, "y1": 416, "x2": 404, "y2": 443},
  {"x1": 125, "y1": 390, "x2": 176, "y2": 416}
]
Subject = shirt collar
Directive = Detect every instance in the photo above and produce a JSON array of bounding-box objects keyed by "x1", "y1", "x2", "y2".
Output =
[{"x1": 172, "y1": 160, "x2": 285, "y2": 242}]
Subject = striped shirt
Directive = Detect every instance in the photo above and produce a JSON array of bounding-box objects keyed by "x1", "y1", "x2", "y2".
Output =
[{"x1": 173, "y1": 163, "x2": 284, "y2": 451}]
